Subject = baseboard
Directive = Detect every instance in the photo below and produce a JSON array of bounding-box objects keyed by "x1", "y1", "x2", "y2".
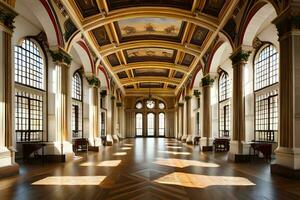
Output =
[
  {"x1": 271, "y1": 164, "x2": 300, "y2": 179},
  {"x1": 0, "y1": 164, "x2": 19, "y2": 178},
  {"x1": 202, "y1": 146, "x2": 213, "y2": 152}
]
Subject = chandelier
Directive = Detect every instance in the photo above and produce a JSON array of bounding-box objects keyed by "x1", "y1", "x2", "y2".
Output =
[{"x1": 146, "y1": 88, "x2": 155, "y2": 109}]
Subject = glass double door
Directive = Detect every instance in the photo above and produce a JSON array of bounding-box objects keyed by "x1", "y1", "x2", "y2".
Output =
[{"x1": 135, "y1": 113, "x2": 164, "y2": 137}]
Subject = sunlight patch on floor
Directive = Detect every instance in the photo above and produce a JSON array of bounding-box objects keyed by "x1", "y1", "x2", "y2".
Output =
[
  {"x1": 153, "y1": 158, "x2": 219, "y2": 168},
  {"x1": 121, "y1": 147, "x2": 132, "y2": 150},
  {"x1": 114, "y1": 152, "x2": 127, "y2": 156},
  {"x1": 80, "y1": 160, "x2": 121, "y2": 167},
  {"x1": 32, "y1": 176, "x2": 106, "y2": 186},
  {"x1": 166, "y1": 146, "x2": 182, "y2": 149},
  {"x1": 158, "y1": 150, "x2": 190, "y2": 155},
  {"x1": 123, "y1": 143, "x2": 134, "y2": 147},
  {"x1": 154, "y1": 172, "x2": 255, "y2": 188}
]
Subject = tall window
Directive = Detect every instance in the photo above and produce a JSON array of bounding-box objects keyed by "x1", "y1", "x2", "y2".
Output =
[
  {"x1": 72, "y1": 72, "x2": 83, "y2": 138},
  {"x1": 147, "y1": 113, "x2": 155, "y2": 136},
  {"x1": 219, "y1": 72, "x2": 230, "y2": 137},
  {"x1": 14, "y1": 39, "x2": 45, "y2": 142},
  {"x1": 254, "y1": 44, "x2": 279, "y2": 142},
  {"x1": 158, "y1": 113, "x2": 165, "y2": 136},
  {"x1": 101, "y1": 112, "x2": 106, "y2": 136},
  {"x1": 136, "y1": 113, "x2": 143, "y2": 136}
]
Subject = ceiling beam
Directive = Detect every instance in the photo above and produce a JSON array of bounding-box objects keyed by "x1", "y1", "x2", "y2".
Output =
[
  {"x1": 125, "y1": 89, "x2": 175, "y2": 97},
  {"x1": 100, "y1": 40, "x2": 201, "y2": 57},
  {"x1": 112, "y1": 62, "x2": 189, "y2": 74},
  {"x1": 175, "y1": 0, "x2": 239, "y2": 95},
  {"x1": 82, "y1": 7, "x2": 218, "y2": 32},
  {"x1": 120, "y1": 77, "x2": 181, "y2": 86}
]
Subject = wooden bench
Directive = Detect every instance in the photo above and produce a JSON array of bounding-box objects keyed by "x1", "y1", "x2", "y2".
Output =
[{"x1": 213, "y1": 138, "x2": 230, "y2": 152}]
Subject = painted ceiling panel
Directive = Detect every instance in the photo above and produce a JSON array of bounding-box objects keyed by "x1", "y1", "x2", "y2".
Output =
[
  {"x1": 134, "y1": 68, "x2": 169, "y2": 77},
  {"x1": 191, "y1": 26, "x2": 209, "y2": 46},
  {"x1": 91, "y1": 26, "x2": 110, "y2": 46},
  {"x1": 107, "y1": 54, "x2": 120, "y2": 67},
  {"x1": 115, "y1": 17, "x2": 185, "y2": 42},
  {"x1": 106, "y1": 0, "x2": 194, "y2": 11},
  {"x1": 74, "y1": 0, "x2": 100, "y2": 18},
  {"x1": 202, "y1": 0, "x2": 226, "y2": 17},
  {"x1": 125, "y1": 47, "x2": 176, "y2": 63},
  {"x1": 139, "y1": 82, "x2": 164, "y2": 88}
]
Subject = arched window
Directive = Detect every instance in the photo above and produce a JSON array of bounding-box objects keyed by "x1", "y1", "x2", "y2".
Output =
[
  {"x1": 14, "y1": 39, "x2": 45, "y2": 142},
  {"x1": 72, "y1": 71, "x2": 83, "y2": 138},
  {"x1": 254, "y1": 44, "x2": 279, "y2": 90},
  {"x1": 147, "y1": 113, "x2": 155, "y2": 136},
  {"x1": 158, "y1": 102, "x2": 165, "y2": 109},
  {"x1": 219, "y1": 72, "x2": 230, "y2": 137},
  {"x1": 219, "y1": 72, "x2": 230, "y2": 101},
  {"x1": 136, "y1": 101, "x2": 143, "y2": 109},
  {"x1": 158, "y1": 113, "x2": 165, "y2": 136},
  {"x1": 254, "y1": 44, "x2": 279, "y2": 142},
  {"x1": 136, "y1": 113, "x2": 143, "y2": 136},
  {"x1": 72, "y1": 72, "x2": 82, "y2": 100}
]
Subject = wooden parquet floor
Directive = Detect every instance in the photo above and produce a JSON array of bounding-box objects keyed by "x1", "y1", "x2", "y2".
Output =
[{"x1": 1, "y1": 138, "x2": 300, "y2": 200}]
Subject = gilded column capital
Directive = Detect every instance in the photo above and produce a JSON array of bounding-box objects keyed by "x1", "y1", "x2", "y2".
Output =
[
  {"x1": 178, "y1": 102, "x2": 184, "y2": 107},
  {"x1": 0, "y1": 1, "x2": 17, "y2": 31},
  {"x1": 116, "y1": 101, "x2": 122, "y2": 107},
  {"x1": 86, "y1": 75, "x2": 100, "y2": 88},
  {"x1": 201, "y1": 74, "x2": 214, "y2": 87},
  {"x1": 230, "y1": 47, "x2": 252, "y2": 66},
  {"x1": 184, "y1": 95, "x2": 192, "y2": 101},
  {"x1": 50, "y1": 47, "x2": 72, "y2": 66},
  {"x1": 272, "y1": 6, "x2": 300, "y2": 37}
]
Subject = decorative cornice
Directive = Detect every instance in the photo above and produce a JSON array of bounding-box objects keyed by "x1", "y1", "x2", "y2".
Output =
[
  {"x1": 50, "y1": 47, "x2": 72, "y2": 65},
  {"x1": 0, "y1": 1, "x2": 17, "y2": 30},
  {"x1": 201, "y1": 75, "x2": 214, "y2": 87},
  {"x1": 86, "y1": 75, "x2": 100, "y2": 87}
]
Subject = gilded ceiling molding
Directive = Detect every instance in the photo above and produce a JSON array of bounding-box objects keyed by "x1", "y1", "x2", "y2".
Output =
[
  {"x1": 120, "y1": 77, "x2": 181, "y2": 86},
  {"x1": 82, "y1": 7, "x2": 218, "y2": 32},
  {"x1": 100, "y1": 40, "x2": 201, "y2": 57},
  {"x1": 112, "y1": 62, "x2": 189, "y2": 74}
]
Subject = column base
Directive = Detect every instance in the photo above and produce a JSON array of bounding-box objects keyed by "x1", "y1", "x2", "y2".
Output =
[
  {"x1": 106, "y1": 135, "x2": 113, "y2": 146},
  {"x1": 200, "y1": 137, "x2": 214, "y2": 151},
  {"x1": 0, "y1": 147, "x2": 19, "y2": 178},
  {"x1": 88, "y1": 137, "x2": 102, "y2": 147},
  {"x1": 228, "y1": 141, "x2": 252, "y2": 162},
  {"x1": 272, "y1": 147, "x2": 300, "y2": 172},
  {"x1": 181, "y1": 135, "x2": 187, "y2": 143},
  {"x1": 112, "y1": 135, "x2": 119, "y2": 143},
  {"x1": 44, "y1": 142, "x2": 75, "y2": 162},
  {"x1": 186, "y1": 135, "x2": 193, "y2": 145}
]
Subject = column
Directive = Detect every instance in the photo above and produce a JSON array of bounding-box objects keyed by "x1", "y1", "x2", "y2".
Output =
[
  {"x1": 116, "y1": 101, "x2": 122, "y2": 138},
  {"x1": 0, "y1": 1, "x2": 18, "y2": 176},
  {"x1": 181, "y1": 101, "x2": 187, "y2": 142},
  {"x1": 87, "y1": 76, "x2": 100, "y2": 148},
  {"x1": 271, "y1": 6, "x2": 300, "y2": 177},
  {"x1": 106, "y1": 95, "x2": 115, "y2": 145},
  {"x1": 185, "y1": 95, "x2": 193, "y2": 144},
  {"x1": 51, "y1": 48, "x2": 74, "y2": 161},
  {"x1": 228, "y1": 47, "x2": 251, "y2": 161},
  {"x1": 201, "y1": 75, "x2": 213, "y2": 151}
]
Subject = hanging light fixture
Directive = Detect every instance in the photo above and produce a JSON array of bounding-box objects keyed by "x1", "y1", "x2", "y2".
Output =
[{"x1": 146, "y1": 88, "x2": 155, "y2": 109}]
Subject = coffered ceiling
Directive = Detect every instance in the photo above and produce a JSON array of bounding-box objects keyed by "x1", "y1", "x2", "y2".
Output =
[{"x1": 64, "y1": 0, "x2": 238, "y2": 96}]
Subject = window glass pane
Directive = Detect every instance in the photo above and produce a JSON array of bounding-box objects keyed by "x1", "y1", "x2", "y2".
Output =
[
  {"x1": 136, "y1": 113, "x2": 143, "y2": 136},
  {"x1": 147, "y1": 113, "x2": 155, "y2": 136},
  {"x1": 72, "y1": 72, "x2": 82, "y2": 100},
  {"x1": 14, "y1": 39, "x2": 45, "y2": 90},
  {"x1": 15, "y1": 89, "x2": 43, "y2": 142},
  {"x1": 219, "y1": 73, "x2": 230, "y2": 101},
  {"x1": 159, "y1": 113, "x2": 165, "y2": 136},
  {"x1": 254, "y1": 45, "x2": 279, "y2": 90}
]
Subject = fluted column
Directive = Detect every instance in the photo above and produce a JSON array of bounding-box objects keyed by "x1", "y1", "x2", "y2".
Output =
[
  {"x1": 177, "y1": 103, "x2": 183, "y2": 140},
  {"x1": 271, "y1": 6, "x2": 300, "y2": 176},
  {"x1": 228, "y1": 47, "x2": 251, "y2": 161},
  {"x1": 0, "y1": 1, "x2": 18, "y2": 175},
  {"x1": 87, "y1": 76, "x2": 100, "y2": 147},
  {"x1": 185, "y1": 95, "x2": 193, "y2": 143},
  {"x1": 201, "y1": 75, "x2": 213, "y2": 151},
  {"x1": 51, "y1": 48, "x2": 74, "y2": 160}
]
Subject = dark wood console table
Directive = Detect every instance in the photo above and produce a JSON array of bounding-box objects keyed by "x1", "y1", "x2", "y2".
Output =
[
  {"x1": 213, "y1": 138, "x2": 230, "y2": 152},
  {"x1": 249, "y1": 141, "x2": 273, "y2": 162}
]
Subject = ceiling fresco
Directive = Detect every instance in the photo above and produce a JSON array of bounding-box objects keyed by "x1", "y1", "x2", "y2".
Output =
[
  {"x1": 115, "y1": 17, "x2": 185, "y2": 42},
  {"x1": 106, "y1": 0, "x2": 194, "y2": 11},
  {"x1": 68, "y1": 0, "x2": 235, "y2": 95},
  {"x1": 125, "y1": 47, "x2": 176, "y2": 63}
]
